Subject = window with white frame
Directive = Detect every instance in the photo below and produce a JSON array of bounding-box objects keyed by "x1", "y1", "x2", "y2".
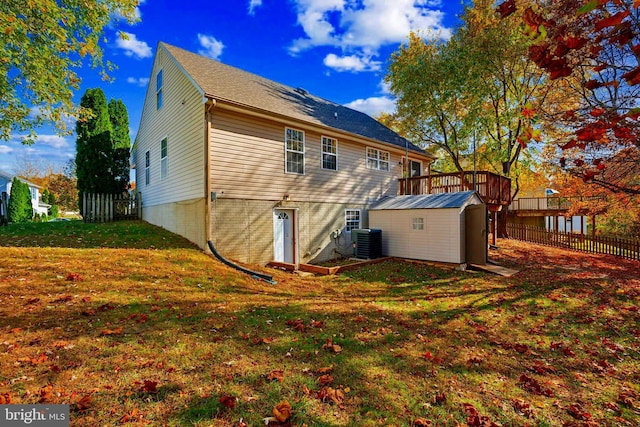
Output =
[
  {"x1": 322, "y1": 136, "x2": 337, "y2": 170},
  {"x1": 412, "y1": 217, "x2": 424, "y2": 230},
  {"x1": 156, "y1": 69, "x2": 163, "y2": 110},
  {"x1": 145, "y1": 150, "x2": 150, "y2": 186},
  {"x1": 160, "y1": 138, "x2": 168, "y2": 179},
  {"x1": 344, "y1": 209, "x2": 361, "y2": 231},
  {"x1": 366, "y1": 147, "x2": 389, "y2": 171},
  {"x1": 285, "y1": 128, "x2": 305, "y2": 174}
]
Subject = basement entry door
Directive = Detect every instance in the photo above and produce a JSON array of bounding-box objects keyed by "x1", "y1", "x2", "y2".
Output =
[{"x1": 273, "y1": 209, "x2": 294, "y2": 264}]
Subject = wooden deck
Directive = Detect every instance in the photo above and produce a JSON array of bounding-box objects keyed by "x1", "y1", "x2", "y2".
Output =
[
  {"x1": 399, "y1": 171, "x2": 511, "y2": 208},
  {"x1": 509, "y1": 196, "x2": 604, "y2": 216}
]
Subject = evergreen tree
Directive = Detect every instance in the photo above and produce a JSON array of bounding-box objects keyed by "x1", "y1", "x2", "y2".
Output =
[
  {"x1": 109, "y1": 99, "x2": 131, "y2": 194},
  {"x1": 7, "y1": 178, "x2": 32, "y2": 223}
]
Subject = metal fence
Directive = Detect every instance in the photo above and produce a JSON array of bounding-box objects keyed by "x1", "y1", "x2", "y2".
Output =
[
  {"x1": 82, "y1": 192, "x2": 141, "y2": 223},
  {"x1": 507, "y1": 223, "x2": 640, "y2": 261}
]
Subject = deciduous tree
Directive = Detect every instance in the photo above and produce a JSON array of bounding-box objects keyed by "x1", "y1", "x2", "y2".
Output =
[
  {"x1": 0, "y1": 0, "x2": 139, "y2": 143},
  {"x1": 497, "y1": 0, "x2": 640, "y2": 195}
]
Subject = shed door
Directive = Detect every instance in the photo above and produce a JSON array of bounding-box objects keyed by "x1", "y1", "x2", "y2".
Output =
[
  {"x1": 465, "y1": 204, "x2": 487, "y2": 265},
  {"x1": 273, "y1": 210, "x2": 294, "y2": 264}
]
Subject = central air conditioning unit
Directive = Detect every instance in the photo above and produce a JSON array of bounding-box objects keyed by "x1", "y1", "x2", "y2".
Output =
[{"x1": 350, "y1": 229, "x2": 382, "y2": 259}]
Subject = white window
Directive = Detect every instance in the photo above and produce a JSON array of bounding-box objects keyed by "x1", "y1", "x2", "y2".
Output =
[
  {"x1": 412, "y1": 217, "x2": 424, "y2": 230},
  {"x1": 322, "y1": 136, "x2": 337, "y2": 170},
  {"x1": 366, "y1": 147, "x2": 390, "y2": 171},
  {"x1": 145, "y1": 150, "x2": 150, "y2": 186},
  {"x1": 156, "y1": 70, "x2": 163, "y2": 110},
  {"x1": 160, "y1": 138, "x2": 168, "y2": 179},
  {"x1": 345, "y1": 209, "x2": 361, "y2": 231},
  {"x1": 285, "y1": 128, "x2": 305, "y2": 174}
]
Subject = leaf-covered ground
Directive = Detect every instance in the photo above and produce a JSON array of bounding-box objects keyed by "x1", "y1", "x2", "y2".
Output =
[{"x1": 0, "y1": 221, "x2": 639, "y2": 426}]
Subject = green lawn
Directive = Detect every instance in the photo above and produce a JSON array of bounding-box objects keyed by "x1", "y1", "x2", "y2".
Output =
[{"x1": 0, "y1": 221, "x2": 638, "y2": 426}]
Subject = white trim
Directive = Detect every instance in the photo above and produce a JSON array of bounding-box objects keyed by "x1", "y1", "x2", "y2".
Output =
[
  {"x1": 160, "y1": 137, "x2": 168, "y2": 180},
  {"x1": 321, "y1": 135, "x2": 338, "y2": 171},
  {"x1": 366, "y1": 147, "x2": 390, "y2": 172},
  {"x1": 344, "y1": 208, "x2": 362, "y2": 231},
  {"x1": 284, "y1": 127, "x2": 305, "y2": 175}
]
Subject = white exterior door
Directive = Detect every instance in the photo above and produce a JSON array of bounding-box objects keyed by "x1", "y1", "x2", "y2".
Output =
[{"x1": 273, "y1": 210, "x2": 294, "y2": 263}]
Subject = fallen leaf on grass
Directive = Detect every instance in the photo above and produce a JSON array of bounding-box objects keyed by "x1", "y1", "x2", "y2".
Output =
[
  {"x1": 412, "y1": 418, "x2": 432, "y2": 426},
  {"x1": 0, "y1": 393, "x2": 11, "y2": 404},
  {"x1": 38, "y1": 385, "x2": 54, "y2": 403},
  {"x1": 318, "y1": 386, "x2": 344, "y2": 406},
  {"x1": 53, "y1": 295, "x2": 73, "y2": 303},
  {"x1": 317, "y1": 365, "x2": 333, "y2": 374},
  {"x1": 120, "y1": 408, "x2": 142, "y2": 423},
  {"x1": 463, "y1": 402, "x2": 499, "y2": 427},
  {"x1": 272, "y1": 400, "x2": 292, "y2": 422},
  {"x1": 512, "y1": 399, "x2": 535, "y2": 418},
  {"x1": 66, "y1": 273, "x2": 82, "y2": 282},
  {"x1": 317, "y1": 374, "x2": 333, "y2": 385},
  {"x1": 267, "y1": 370, "x2": 284, "y2": 382},
  {"x1": 519, "y1": 373, "x2": 554, "y2": 397},
  {"x1": 141, "y1": 380, "x2": 158, "y2": 394},
  {"x1": 100, "y1": 327, "x2": 123, "y2": 336},
  {"x1": 567, "y1": 402, "x2": 591, "y2": 420},
  {"x1": 74, "y1": 394, "x2": 93, "y2": 412},
  {"x1": 430, "y1": 391, "x2": 446, "y2": 405},
  {"x1": 219, "y1": 394, "x2": 236, "y2": 409},
  {"x1": 25, "y1": 298, "x2": 40, "y2": 306},
  {"x1": 322, "y1": 338, "x2": 342, "y2": 353}
]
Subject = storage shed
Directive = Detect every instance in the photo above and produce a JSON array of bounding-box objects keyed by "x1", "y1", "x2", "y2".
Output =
[{"x1": 369, "y1": 191, "x2": 487, "y2": 265}]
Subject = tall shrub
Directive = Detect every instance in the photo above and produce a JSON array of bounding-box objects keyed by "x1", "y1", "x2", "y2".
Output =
[{"x1": 7, "y1": 177, "x2": 32, "y2": 223}]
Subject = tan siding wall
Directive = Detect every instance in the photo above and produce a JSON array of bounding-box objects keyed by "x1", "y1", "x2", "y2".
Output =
[
  {"x1": 370, "y1": 209, "x2": 464, "y2": 264},
  {"x1": 142, "y1": 198, "x2": 207, "y2": 249},
  {"x1": 134, "y1": 48, "x2": 205, "y2": 208},
  {"x1": 209, "y1": 109, "x2": 403, "y2": 205},
  {"x1": 210, "y1": 198, "x2": 368, "y2": 265}
]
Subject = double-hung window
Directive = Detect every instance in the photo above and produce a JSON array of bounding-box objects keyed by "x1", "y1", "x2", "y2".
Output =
[
  {"x1": 145, "y1": 150, "x2": 151, "y2": 186},
  {"x1": 321, "y1": 136, "x2": 337, "y2": 170},
  {"x1": 160, "y1": 138, "x2": 168, "y2": 179},
  {"x1": 156, "y1": 70, "x2": 163, "y2": 110},
  {"x1": 285, "y1": 128, "x2": 305, "y2": 174},
  {"x1": 344, "y1": 209, "x2": 361, "y2": 231},
  {"x1": 366, "y1": 147, "x2": 390, "y2": 171}
]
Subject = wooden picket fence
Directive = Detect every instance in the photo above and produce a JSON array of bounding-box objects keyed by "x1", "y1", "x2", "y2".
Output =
[
  {"x1": 82, "y1": 192, "x2": 141, "y2": 223},
  {"x1": 507, "y1": 223, "x2": 640, "y2": 261}
]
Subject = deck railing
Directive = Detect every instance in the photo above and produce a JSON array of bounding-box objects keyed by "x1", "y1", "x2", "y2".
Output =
[
  {"x1": 399, "y1": 171, "x2": 511, "y2": 206},
  {"x1": 509, "y1": 196, "x2": 605, "y2": 212}
]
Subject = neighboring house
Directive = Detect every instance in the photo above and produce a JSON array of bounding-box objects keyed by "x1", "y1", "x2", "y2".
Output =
[
  {"x1": 0, "y1": 169, "x2": 51, "y2": 217},
  {"x1": 132, "y1": 42, "x2": 435, "y2": 266}
]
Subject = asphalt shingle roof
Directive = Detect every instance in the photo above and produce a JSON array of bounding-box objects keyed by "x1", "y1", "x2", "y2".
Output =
[
  {"x1": 161, "y1": 42, "x2": 429, "y2": 155},
  {"x1": 370, "y1": 191, "x2": 481, "y2": 210}
]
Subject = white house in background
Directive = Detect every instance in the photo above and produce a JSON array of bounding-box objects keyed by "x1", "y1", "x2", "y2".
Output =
[
  {"x1": 132, "y1": 42, "x2": 435, "y2": 266},
  {"x1": 0, "y1": 169, "x2": 51, "y2": 217}
]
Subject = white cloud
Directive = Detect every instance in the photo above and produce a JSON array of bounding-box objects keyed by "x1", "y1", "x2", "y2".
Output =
[
  {"x1": 116, "y1": 32, "x2": 152, "y2": 59},
  {"x1": 323, "y1": 53, "x2": 381, "y2": 72},
  {"x1": 34, "y1": 135, "x2": 70, "y2": 150},
  {"x1": 248, "y1": 0, "x2": 262, "y2": 15},
  {"x1": 289, "y1": 0, "x2": 451, "y2": 71},
  {"x1": 344, "y1": 96, "x2": 396, "y2": 117},
  {"x1": 0, "y1": 145, "x2": 13, "y2": 155},
  {"x1": 127, "y1": 77, "x2": 150, "y2": 87},
  {"x1": 197, "y1": 34, "x2": 225, "y2": 60}
]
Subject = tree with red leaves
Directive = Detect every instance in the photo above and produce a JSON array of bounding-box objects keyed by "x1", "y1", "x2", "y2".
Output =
[{"x1": 498, "y1": 0, "x2": 640, "y2": 195}]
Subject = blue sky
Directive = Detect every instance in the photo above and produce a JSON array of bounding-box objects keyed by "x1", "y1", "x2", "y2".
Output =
[{"x1": 0, "y1": 0, "x2": 464, "y2": 174}]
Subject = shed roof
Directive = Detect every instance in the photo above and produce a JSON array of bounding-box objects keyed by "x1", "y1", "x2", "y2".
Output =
[
  {"x1": 161, "y1": 42, "x2": 432, "y2": 157},
  {"x1": 370, "y1": 191, "x2": 481, "y2": 210}
]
